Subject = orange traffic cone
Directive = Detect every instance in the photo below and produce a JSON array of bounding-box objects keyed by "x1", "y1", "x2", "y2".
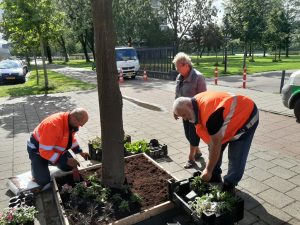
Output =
[
  {"x1": 214, "y1": 66, "x2": 218, "y2": 85},
  {"x1": 143, "y1": 68, "x2": 148, "y2": 81},
  {"x1": 119, "y1": 69, "x2": 124, "y2": 83}
]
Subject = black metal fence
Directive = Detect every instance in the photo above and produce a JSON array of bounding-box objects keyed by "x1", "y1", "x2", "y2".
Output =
[{"x1": 136, "y1": 47, "x2": 177, "y2": 80}]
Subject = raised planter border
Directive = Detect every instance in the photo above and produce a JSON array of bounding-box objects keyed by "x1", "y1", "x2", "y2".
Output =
[{"x1": 52, "y1": 153, "x2": 175, "y2": 225}]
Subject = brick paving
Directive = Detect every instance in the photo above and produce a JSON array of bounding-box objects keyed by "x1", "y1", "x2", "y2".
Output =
[{"x1": 0, "y1": 68, "x2": 299, "y2": 224}]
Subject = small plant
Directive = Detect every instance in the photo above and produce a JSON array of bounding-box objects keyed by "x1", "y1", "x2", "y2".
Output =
[
  {"x1": 190, "y1": 175, "x2": 209, "y2": 196},
  {"x1": 88, "y1": 136, "x2": 102, "y2": 152},
  {"x1": 0, "y1": 206, "x2": 38, "y2": 224},
  {"x1": 111, "y1": 193, "x2": 123, "y2": 205},
  {"x1": 61, "y1": 183, "x2": 73, "y2": 194},
  {"x1": 118, "y1": 200, "x2": 130, "y2": 212},
  {"x1": 124, "y1": 140, "x2": 150, "y2": 154},
  {"x1": 130, "y1": 193, "x2": 142, "y2": 204}
]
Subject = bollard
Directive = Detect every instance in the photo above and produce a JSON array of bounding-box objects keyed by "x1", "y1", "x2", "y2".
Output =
[
  {"x1": 280, "y1": 70, "x2": 286, "y2": 93},
  {"x1": 119, "y1": 69, "x2": 124, "y2": 83},
  {"x1": 243, "y1": 67, "x2": 247, "y2": 88},
  {"x1": 143, "y1": 68, "x2": 148, "y2": 81},
  {"x1": 214, "y1": 66, "x2": 218, "y2": 85}
]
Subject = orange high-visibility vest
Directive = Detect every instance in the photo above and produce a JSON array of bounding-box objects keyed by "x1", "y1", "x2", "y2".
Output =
[
  {"x1": 195, "y1": 91, "x2": 254, "y2": 144},
  {"x1": 32, "y1": 112, "x2": 80, "y2": 164}
]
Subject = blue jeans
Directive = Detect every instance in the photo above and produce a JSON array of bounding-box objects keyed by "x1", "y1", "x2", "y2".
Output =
[
  {"x1": 27, "y1": 147, "x2": 73, "y2": 186},
  {"x1": 212, "y1": 108, "x2": 259, "y2": 187}
]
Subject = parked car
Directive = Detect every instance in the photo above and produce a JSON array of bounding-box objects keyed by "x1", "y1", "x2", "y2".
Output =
[
  {"x1": 0, "y1": 59, "x2": 28, "y2": 84},
  {"x1": 282, "y1": 70, "x2": 300, "y2": 123}
]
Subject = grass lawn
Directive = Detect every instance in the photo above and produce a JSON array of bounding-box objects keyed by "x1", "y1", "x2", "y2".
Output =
[
  {"x1": 53, "y1": 55, "x2": 300, "y2": 78},
  {"x1": 53, "y1": 60, "x2": 94, "y2": 70},
  {"x1": 0, "y1": 69, "x2": 96, "y2": 98},
  {"x1": 191, "y1": 55, "x2": 300, "y2": 77}
]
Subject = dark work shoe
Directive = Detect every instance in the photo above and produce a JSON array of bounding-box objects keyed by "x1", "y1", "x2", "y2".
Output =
[
  {"x1": 195, "y1": 152, "x2": 202, "y2": 160},
  {"x1": 222, "y1": 182, "x2": 236, "y2": 195},
  {"x1": 184, "y1": 160, "x2": 197, "y2": 169}
]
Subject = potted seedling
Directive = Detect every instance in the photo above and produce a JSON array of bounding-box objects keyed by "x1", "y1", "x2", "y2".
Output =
[{"x1": 88, "y1": 136, "x2": 102, "y2": 161}]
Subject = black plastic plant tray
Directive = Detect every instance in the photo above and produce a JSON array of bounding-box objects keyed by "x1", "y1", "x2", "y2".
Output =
[
  {"x1": 147, "y1": 144, "x2": 168, "y2": 159},
  {"x1": 168, "y1": 177, "x2": 244, "y2": 225}
]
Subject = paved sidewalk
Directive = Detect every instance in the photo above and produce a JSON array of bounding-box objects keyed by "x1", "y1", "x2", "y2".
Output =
[{"x1": 0, "y1": 68, "x2": 299, "y2": 224}]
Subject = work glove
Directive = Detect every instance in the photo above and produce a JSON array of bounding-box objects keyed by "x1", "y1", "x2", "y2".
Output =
[
  {"x1": 67, "y1": 158, "x2": 80, "y2": 168},
  {"x1": 80, "y1": 152, "x2": 90, "y2": 160}
]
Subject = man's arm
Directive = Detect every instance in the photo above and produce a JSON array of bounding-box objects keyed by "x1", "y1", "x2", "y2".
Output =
[{"x1": 201, "y1": 130, "x2": 223, "y2": 182}]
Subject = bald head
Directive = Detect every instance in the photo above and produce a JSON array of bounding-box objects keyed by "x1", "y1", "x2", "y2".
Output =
[
  {"x1": 70, "y1": 108, "x2": 89, "y2": 127},
  {"x1": 173, "y1": 97, "x2": 195, "y2": 122}
]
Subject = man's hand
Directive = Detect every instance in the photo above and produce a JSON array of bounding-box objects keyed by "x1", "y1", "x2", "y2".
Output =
[
  {"x1": 67, "y1": 158, "x2": 80, "y2": 168},
  {"x1": 173, "y1": 113, "x2": 179, "y2": 120},
  {"x1": 80, "y1": 152, "x2": 90, "y2": 160},
  {"x1": 201, "y1": 168, "x2": 212, "y2": 182}
]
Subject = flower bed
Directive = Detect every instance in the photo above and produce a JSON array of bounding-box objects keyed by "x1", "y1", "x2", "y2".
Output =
[
  {"x1": 52, "y1": 153, "x2": 174, "y2": 225},
  {"x1": 168, "y1": 173, "x2": 244, "y2": 225}
]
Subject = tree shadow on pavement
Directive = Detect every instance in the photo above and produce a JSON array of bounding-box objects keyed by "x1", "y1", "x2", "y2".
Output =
[
  {"x1": 0, "y1": 95, "x2": 77, "y2": 138},
  {"x1": 237, "y1": 191, "x2": 293, "y2": 225}
]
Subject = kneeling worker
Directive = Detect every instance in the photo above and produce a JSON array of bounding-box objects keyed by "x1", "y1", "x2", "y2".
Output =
[
  {"x1": 173, "y1": 91, "x2": 259, "y2": 192},
  {"x1": 27, "y1": 108, "x2": 90, "y2": 186}
]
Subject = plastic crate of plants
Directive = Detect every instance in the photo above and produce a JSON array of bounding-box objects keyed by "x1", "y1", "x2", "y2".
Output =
[
  {"x1": 168, "y1": 172, "x2": 244, "y2": 225},
  {"x1": 88, "y1": 134, "x2": 131, "y2": 161}
]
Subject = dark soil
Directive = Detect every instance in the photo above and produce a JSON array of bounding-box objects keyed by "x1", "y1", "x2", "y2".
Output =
[{"x1": 55, "y1": 154, "x2": 173, "y2": 225}]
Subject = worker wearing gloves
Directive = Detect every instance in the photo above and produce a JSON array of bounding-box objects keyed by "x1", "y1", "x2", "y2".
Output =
[
  {"x1": 27, "y1": 108, "x2": 90, "y2": 186},
  {"x1": 173, "y1": 91, "x2": 259, "y2": 193}
]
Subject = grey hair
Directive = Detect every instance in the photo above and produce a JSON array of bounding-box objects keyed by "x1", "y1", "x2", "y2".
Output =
[
  {"x1": 70, "y1": 108, "x2": 88, "y2": 121},
  {"x1": 172, "y1": 52, "x2": 192, "y2": 67},
  {"x1": 173, "y1": 97, "x2": 192, "y2": 114}
]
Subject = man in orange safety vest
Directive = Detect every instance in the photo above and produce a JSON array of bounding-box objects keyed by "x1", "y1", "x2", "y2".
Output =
[
  {"x1": 173, "y1": 91, "x2": 259, "y2": 193},
  {"x1": 27, "y1": 108, "x2": 90, "y2": 186}
]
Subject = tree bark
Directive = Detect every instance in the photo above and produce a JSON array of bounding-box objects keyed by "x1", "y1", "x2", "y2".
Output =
[
  {"x1": 91, "y1": 0, "x2": 125, "y2": 188},
  {"x1": 39, "y1": 35, "x2": 48, "y2": 90},
  {"x1": 46, "y1": 43, "x2": 53, "y2": 64},
  {"x1": 58, "y1": 35, "x2": 69, "y2": 62},
  {"x1": 33, "y1": 49, "x2": 39, "y2": 85},
  {"x1": 79, "y1": 34, "x2": 90, "y2": 62}
]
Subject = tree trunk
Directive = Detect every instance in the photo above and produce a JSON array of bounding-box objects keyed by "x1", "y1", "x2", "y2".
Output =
[
  {"x1": 91, "y1": 0, "x2": 125, "y2": 188},
  {"x1": 34, "y1": 49, "x2": 39, "y2": 85},
  {"x1": 79, "y1": 35, "x2": 90, "y2": 62},
  {"x1": 46, "y1": 43, "x2": 53, "y2": 64},
  {"x1": 58, "y1": 35, "x2": 69, "y2": 62},
  {"x1": 86, "y1": 28, "x2": 96, "y2": 61},
  {"x1": 200, "y1": 47, "x2": 205, "y2": 58},
  {"x1": 40, "y1": 35, "x2": 48, "y2": 90}
]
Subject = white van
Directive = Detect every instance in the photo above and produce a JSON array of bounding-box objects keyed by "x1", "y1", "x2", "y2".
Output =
[{"x1": 115, "y1": 47, "x2": 140, "y2": 79}]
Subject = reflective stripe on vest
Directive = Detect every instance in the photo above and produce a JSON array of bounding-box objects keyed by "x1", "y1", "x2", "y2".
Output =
[
  {"x1": 231, "y1": 109, "x2": 259, "y2": 141},
  {"x1": 49, "y1": 152, "x2": 59, "y2": 163},
  {"x1": 220, "y1": 93, "x2": 237, "y2": 138}
]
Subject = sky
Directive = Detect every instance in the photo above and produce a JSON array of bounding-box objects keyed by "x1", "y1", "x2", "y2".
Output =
[{"x1": 213, "y1": 0, "x2": 225, "y2": 24}]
